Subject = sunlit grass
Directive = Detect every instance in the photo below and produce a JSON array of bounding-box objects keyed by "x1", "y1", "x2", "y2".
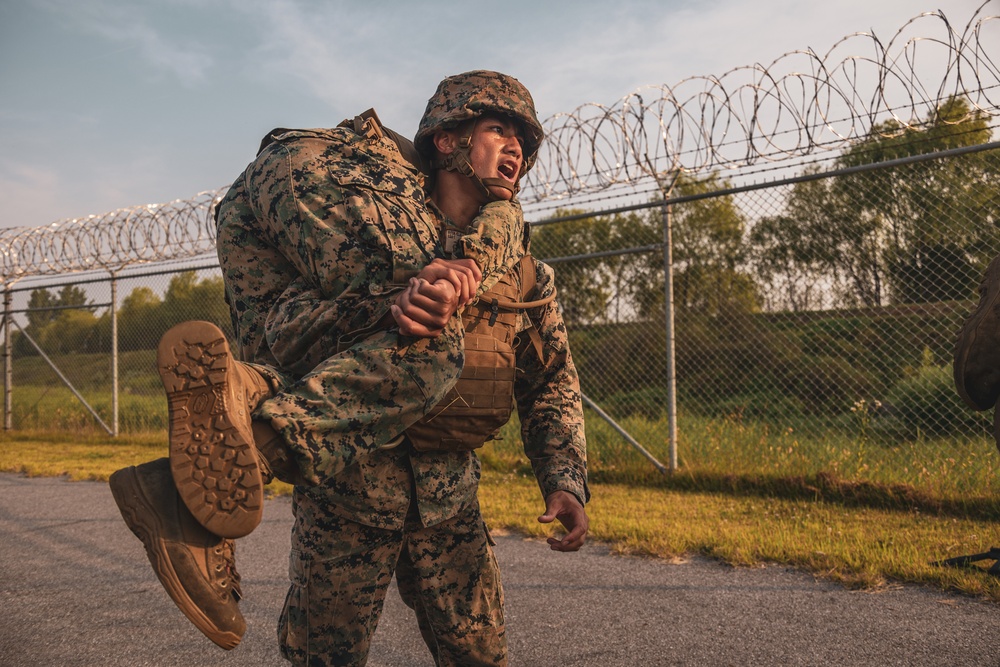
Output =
[
  {"x1": 479, "y1": 471, "x2": 1000, "y2": 601},
  {"x1": 483, "y1": 409, "x2": 1000, "y2": 504},
  {"x1": 7, "y1": 387, "x2": 167, "y2": 432},
  {"x1": 0, "y1": 429, "x2": 167, "y2": 481},
  {"x1": 4, "y1": 406, "x2": 1000, "y2": 602}
]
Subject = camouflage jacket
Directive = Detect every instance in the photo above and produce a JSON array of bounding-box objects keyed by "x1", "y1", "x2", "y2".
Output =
[{"x1": 216, "y1": 122, "x2": 589, "y2": 529}]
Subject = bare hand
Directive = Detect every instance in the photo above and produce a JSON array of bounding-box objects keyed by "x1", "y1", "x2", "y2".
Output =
[
  {"x1": 538, "y1": 490, "x2": 589, "y2": 552},
  {"x1": 390, "y1": 258, "x2": 483, "y2": 337},
  {"x1": 391, "y1": 278, "x2": 460, "y2": 337},
  {"x1": 413, "y1": 258, "x2": 482, "y2": 308}
]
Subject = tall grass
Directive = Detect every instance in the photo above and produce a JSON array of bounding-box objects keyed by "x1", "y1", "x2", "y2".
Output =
[
  {"x1": 9, "y1": 386, "x2": 167, "y2": 432},
  {"x1": 479, "y1": 407, "x2": 1000, "y2": 518},
  {"x1": 8, "y1": 379, "x2": 1000, "y2": 514}
]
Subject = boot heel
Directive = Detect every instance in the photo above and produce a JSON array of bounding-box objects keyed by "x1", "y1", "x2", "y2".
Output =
[{"x1": 157, "y1": 320, "x2": 264, "y2": 538}]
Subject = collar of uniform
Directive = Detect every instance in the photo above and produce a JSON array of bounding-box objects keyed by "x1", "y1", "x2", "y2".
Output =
[{"x1": 424, "y1": 196, "x2": 468, "y2": 257}]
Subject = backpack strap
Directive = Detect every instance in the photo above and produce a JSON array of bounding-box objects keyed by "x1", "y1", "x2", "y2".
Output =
[{"x1": 503, "y1": 256, "x2": 553, "y2": 362}]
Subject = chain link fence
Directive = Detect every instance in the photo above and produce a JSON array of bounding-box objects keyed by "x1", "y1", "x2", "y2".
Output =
[
  {"x1": 0, "y1": 262, "x2": 231, "y2": 434},
  {"x1": 532, "y1": 143, "x2": 1000, "y2": 480},
  {"x1": 4, "y1": 141, "x2": 998, "y2": 473}
]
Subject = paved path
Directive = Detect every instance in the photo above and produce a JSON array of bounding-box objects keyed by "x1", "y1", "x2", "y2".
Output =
[{"x1": 2, "y1": 472, "x2": 999, "y2": 666}]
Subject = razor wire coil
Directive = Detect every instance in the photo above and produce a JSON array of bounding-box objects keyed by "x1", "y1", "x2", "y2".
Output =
[{"x1": 1, "y1": 3, "x2": 997, "y2": 282}]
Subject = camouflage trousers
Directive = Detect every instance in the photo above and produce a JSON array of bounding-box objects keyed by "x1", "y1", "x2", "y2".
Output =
[
  {"x1": 278, "y1": 490, "x2": 507, "y2": 667},
  {"x1": 253, "y1": 321, "x2": 464, "y2": 486}
]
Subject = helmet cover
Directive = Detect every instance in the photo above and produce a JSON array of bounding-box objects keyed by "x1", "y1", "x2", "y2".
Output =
[{"x1": 414, "y1": 70, "x2": 544, "y2": 173}]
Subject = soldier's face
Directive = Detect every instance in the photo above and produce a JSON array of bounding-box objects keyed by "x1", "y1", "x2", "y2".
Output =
[{"x1": 468, "y1": 114, "x2": 524, "y2": 200}]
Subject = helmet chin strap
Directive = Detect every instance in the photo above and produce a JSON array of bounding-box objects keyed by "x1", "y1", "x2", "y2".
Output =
[
  {"x1": 431, "y1": 124, "x2": 519, "y2": 202},
  {"x1": 480, "y1": 176, "x2": 518, "y2": 198}
]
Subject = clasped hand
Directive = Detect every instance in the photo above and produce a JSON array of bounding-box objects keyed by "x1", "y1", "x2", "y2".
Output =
[{"x1": 390, "y1": 258, "x2": 482, "y2": 337}]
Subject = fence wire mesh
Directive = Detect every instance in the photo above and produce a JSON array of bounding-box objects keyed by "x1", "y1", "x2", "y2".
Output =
[
  {"x1": 1, "y1": 262, "x2": 230, "y2": 434},
  {"x1": 538, "y1": 145, "x2": 1000, "y2": 456},
  {"x1": 2, "y1": 4, "x2": 1000, "y2": 491}
]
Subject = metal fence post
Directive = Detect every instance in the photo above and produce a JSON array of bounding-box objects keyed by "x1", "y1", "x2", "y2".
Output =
[
  {"x1": 3, "y1": 285, "x2": 11, "y2": 431},
  {"x1": 110, "y1": 271, "x2": 119, "y2": 437},
  {"x1": 659, "y1": 175, "x2": 679, "y2": 472}
]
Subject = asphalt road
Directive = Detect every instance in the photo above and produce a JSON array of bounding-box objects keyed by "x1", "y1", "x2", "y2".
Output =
[{"x1": 2, "y1": 472, "x2": 1000, "y2": 666}]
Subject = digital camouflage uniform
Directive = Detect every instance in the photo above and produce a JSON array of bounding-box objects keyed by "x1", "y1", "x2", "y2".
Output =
[{"x1": 215, "y1": 103, "x2": 588, "y2": 664}]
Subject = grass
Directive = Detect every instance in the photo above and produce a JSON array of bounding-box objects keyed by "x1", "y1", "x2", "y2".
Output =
[
  {"x1": 480, "y1": 472, "x2": 1000, "y2": 599},
  {"x1": 3, "y1": 421, "x2": 1000, "y2": 603}
]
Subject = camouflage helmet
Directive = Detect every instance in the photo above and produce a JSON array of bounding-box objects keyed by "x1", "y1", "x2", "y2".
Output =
[{"x1": 414, "y1": 70, "x2": 544, "y2": 174}]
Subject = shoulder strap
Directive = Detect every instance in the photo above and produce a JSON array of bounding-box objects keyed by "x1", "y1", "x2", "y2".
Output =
[
  {"x1": 518, "y1": 255, "x2": 536, "y2": 301},
  {"x1": 493, "y1": 255, "x2": 555, "y2": 310},
  {"x1": 257, "y1": 127, "x2": 293, "y2": 155},
  {"x1": 517, "y1": 256, "x2": 548, "y2": 361}
]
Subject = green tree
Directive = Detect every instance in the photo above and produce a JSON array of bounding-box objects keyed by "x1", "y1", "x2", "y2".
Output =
[
  {"x1": 749, "y1": 172, "x2": 882, "y2": 309},
  {"x1": 26, "y1": 288, "x2": 58, "y2": 331},
  {"x1": 530, "y1": 209, "x2": 663, "y2": 327},
  {"x1": 530, "y1": 212, "x2": 610, "y2": 326},
  {"x1": 600, "y1": 211, "x2": 662, "y2": 323},
  {"x1": 634, "y1": 173, "x2": 760, "y2": 318},
  {"x1": 758, "y1": 96, "x2": 999, "y2": 308},
  {"x1": 36, "y1": 309, "x2": 101, "y2": 354},
  {"x1": 840, "y1": 96, "x2": 996, "y2": 304},
  {"x1": 19, "y1": 284, "x2": 99, "y2": 355},
  {"x1": 160, "y1": 272, "x2": 230, "y2": 331},
  {"x1": 116, "y1": 273, "x2": 231, "y2": 350},
  {"x1": 56, "y1": 284, "x2": 90, "y2": 310},
  {"x1": 117, "y1": 286, "x2": 164, "y2": 351}
]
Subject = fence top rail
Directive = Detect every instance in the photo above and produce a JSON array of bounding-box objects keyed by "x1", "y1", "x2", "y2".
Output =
[{"x1": 2, "y1": 260, "x2": 220, "y2": 295}]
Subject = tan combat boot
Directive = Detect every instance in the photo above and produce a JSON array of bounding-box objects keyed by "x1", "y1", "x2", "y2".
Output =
[
  {"x1": 954, "y1": 254, "x2": 1000, "y2": 411},
  {"x1": 110, "y1": 458, "x2": 245, "y2": 650},
  {"x1": 157, "y1": 320, "x2": 275, "y2": 538}
]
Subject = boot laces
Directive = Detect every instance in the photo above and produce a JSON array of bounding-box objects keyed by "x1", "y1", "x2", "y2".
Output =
[
  {"x1": 218, "y1": 538, "x2": 243, "y2": 601},
  {"x1": 246, "y1": 384, "x2": 267, "y2": 411},
  {"x1": 256, "y1": 455, "x2": 275, "y2": 484}
]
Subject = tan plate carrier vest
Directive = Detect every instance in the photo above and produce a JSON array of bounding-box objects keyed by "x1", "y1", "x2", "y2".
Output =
[{"x1": 405, "y1": 255, "x2": 553, "y2": 452}]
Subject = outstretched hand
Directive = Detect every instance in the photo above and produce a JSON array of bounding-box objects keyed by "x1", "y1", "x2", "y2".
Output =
[{"x1": 538, "y1": 490, "x2": 589, "y2": 552}]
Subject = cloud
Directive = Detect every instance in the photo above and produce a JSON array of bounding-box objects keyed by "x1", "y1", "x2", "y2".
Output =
[
  {"x1": 39, "y1": 0, "x2": 214, "y2": 87},
  {"x1": 0, "y1": 146, "x2": 182, "y2": 229},
  {"x1": 225, "y1": 0, "x2": 438, "y2": 131},
  {"x1": 0, "y1": 161, "x2": 62, "y2": 229}
]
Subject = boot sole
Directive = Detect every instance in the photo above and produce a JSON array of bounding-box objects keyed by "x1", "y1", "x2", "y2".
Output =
[
  {"x1": 954, "y1": 255, "x2": 1000, "y2": 410},
  {"x1": 157, "y1": 321, "x2": 263, "y2": 538},
  {"x1": 109, "y1": 466, "x2": 242, "y2": 650}
]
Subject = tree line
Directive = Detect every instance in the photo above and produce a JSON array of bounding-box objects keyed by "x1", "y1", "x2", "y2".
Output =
[
  {"x1": 528, "y1": 96, "x2": 998, "y2": 426},
  {"x1": 15, "y1": 272, "x2": 231, "y2": 357},
  {"x1": 13, "y1": 97, "x2": 998, "y2": 427},
  {"x1": 530, "y1": 97, "x2": 999, "y2": 330}
]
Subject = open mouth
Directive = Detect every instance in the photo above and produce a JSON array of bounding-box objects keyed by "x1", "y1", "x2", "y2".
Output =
[{"x1": 497, "y1": 162, "x2": 518, "y2": 181}]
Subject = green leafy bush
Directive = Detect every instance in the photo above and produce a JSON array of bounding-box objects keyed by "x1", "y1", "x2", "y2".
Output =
[{"x1": 882, "y1": 363, "x2": 990, "y2": 437}]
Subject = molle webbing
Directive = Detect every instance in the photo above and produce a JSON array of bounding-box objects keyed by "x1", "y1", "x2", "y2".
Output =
[{"x1": 405, "y1": 255, "x2": 552, "y2": 452}]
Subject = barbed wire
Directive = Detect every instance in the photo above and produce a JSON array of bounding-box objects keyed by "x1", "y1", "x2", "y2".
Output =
[
  {"x1": 2, "y1": 2, "x2": 997, "y2": 282},
  {"x1": 0, "y1": 190, "x2": 222, "y2": 282},
  {"x1": 524, "y1": 3, "x2": 999, "y2": 200}
]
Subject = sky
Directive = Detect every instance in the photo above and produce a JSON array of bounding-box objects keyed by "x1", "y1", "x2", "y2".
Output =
[{"x1": 0, "y1": 0, "x2": 994, "y2": 230}]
